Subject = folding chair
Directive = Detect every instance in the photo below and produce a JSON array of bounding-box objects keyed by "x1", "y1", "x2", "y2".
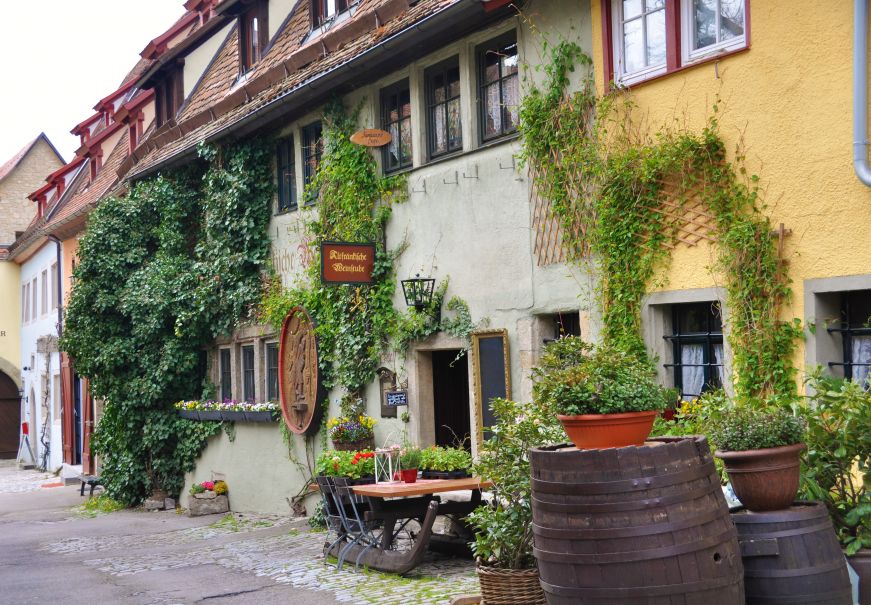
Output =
[
  {"x1": 332, "y1": 476, "x2": 383, "y2": 571},
  {"x1": 315, "y1": 475, "x2": 347, "y2": 568}
]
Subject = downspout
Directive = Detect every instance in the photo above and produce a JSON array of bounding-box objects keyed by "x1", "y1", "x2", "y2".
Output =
[
  {"x1": 47, "y1": 235, "x2": 63, "y2": 468},
  {"x1": 854, "y1": 0, "x2": 871, "y2": 186}
]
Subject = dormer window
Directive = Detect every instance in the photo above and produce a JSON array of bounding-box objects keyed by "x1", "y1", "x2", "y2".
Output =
[
  {"x1": 239, "y1": 1, "x2": 268, "y2": 73},
  {"x1": 312, "y1": 0, "x2": 348, "y2": 28},
  {"x1": 89, "y1": 151, "x2": 103, "y2": 181},
  {"x1": 154, "y1": 65, "x2": 184, "y2": 128}
]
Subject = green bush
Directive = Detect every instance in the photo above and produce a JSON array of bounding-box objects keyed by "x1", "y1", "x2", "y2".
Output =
[
  {"x1": 315, "y1": 450, "x2": 375, "y2": 479},
  {"x1": 537, "y1": 344, "x2": 668, "y2": 416},
  {"x1": 799, "y1": 372, "x2": 871, "y2": 554},
  {"x1": 710, "y1": 406, "x2": 805, "y2": 452},
  {"x1": 419, "y1": 446, "x2": 472, "y2": 472},
  {"x1": 399, "y1": 446, "x2": 422, "y2": 470}
]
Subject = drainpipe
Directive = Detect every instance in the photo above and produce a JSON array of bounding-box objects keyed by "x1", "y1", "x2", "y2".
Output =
[
  {"x1": 47, "y1": 235, "x2": 63, "y2": 468},
  {"x1": 854, "y1": 0, "x2": 871, "y2": 186}
]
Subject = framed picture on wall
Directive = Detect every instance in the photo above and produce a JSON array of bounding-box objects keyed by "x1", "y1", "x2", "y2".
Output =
[{"x1": 471, "y1": 329, "x2": 511, "y2": 446}]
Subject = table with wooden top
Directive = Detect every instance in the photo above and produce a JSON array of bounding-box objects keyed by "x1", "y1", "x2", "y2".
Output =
[{"x1": 324, "y1": 476, "x2": 492, "y2": 574}]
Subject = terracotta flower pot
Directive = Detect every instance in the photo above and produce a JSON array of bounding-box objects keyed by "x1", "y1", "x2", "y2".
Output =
[
  {"x1": 400, "y1": 468, "x2": 418, "y2": 483},
  {"x1": 557, "y1": 410, "x2": 658, "y2": 449},
  {"x1": 715, "y1": 442, "x2": 806, "y2": 512}
]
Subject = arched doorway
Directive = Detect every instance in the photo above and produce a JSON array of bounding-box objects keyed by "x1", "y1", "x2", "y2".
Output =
[{"x1": 0, "y1": 371, "x2": 21, "y2": 459}]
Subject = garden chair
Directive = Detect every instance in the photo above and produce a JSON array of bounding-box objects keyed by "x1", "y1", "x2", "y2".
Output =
[
  {"x1": 332, "y1": 476, "x2": 383, "y2": 571},
  {"x1": 315, "y1": 476, "x2": 347, "y2": 568}
]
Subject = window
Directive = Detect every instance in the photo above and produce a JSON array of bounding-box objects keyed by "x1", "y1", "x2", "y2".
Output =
[
  {"x1": 426, "y1": 58, "x2": 462, "y2": 159},
  {"x1": 240, "y1": 1, "x2": 268, "y2": 73},
  {"x1": 53, "y1": 374, "x2": 61, "y2": 419},
  {"x1": 242, "y1": 345, "x2": 255, "y2": 403},
  {"x1": 50, "y1": 263, "x2": 58, "y2": 311},
  {"x1": 608, "y1": 0, "x2": 747, "y2": 86},
  {"x1": 381, "y1": 80, "x2": 413, "y2": 172},
  {"x1": 22, "y1": 285, "x2": 27, "y2": 322},
  {"x1": 276, "y1": 137, "x2": 297, "y2": 212},
  {"x1": 829, "y1": 290, "x2": 871, "y2": 389},
  {"x1": 220, "y1": 349, "x2": 232, "y2": 402},
  {"x1": 311, "y1": 0, "x2": 348, "y2": 29},
  {"x1": 478, "y1": 32, "x2": 520, "y2": 142},
  {"x1": 266, "y1": 342, "x2": 279, "y2": 401},
  {"x1": 155, "y1": 67, "x2": 184, "y2": 127},
  {"x1": 544, "y1": 311, "x2": 582, "y2": 344},
  {"x1": 40, "y1": 270, "x2": 48, "y2": 315},
  {"x1": 665, "y1": 302, "x2": 724, "y2": 399},
  {"x1": 302, "y1": 121, "x2": 322, "y2": 204},
  {"x1": 31, "y1": 278, "x2": 37, "y2": 321}
]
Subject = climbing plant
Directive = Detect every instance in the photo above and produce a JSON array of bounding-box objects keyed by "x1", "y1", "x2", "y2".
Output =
[
  {"x1": 518, "y1": 40, "x2": 801, "y2": 403},
  {"x1": 61, "y1": 139, "x2": 274, "y2": 505}
]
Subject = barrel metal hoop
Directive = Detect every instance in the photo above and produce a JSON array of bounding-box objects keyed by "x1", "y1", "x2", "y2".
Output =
[
  {"x1": 532, "y1": 505, "x2": 726, "y2": 540},
  {"x1": 744, "y1": 589, "x2": 854, "y2": 604},
  {"x1": 539, "y1": 573, "x2": 740, "y2": 598},
  {"x1": 532, "y1": 481, "x2": 720, "y2": 513},
  {"x1": 533, "y1": 527, "x2": 737, "y2": 564},
  {"x1": 738, "y1": 520, "x2": 833, "y2": 540},
  {"x1": 743, "y1": 557, "x2": 847, "y2": 578},
  {"x1": 531, "y1": 461, "x2": 717, "y2": 495},
  {"x1": 730, "y1": 501, "x2": 826, "y2": 523}
]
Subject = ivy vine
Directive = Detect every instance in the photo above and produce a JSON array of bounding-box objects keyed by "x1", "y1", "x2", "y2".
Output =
[
  {"x1": 519, "y1": 41, "x2": 801, "y2": 403},
  {"x1": 61, "y1": 140, "x2": 274, "y2": 505}
]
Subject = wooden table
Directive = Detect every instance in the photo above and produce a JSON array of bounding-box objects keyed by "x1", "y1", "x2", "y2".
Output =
[{"x1": 325, "y1": 476, "x2": 491, "y2": 574}]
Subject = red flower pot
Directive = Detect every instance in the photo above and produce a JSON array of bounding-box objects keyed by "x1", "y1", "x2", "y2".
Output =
[
  {"x1": 557, "y1": 410, "x2": 658, "y2": 449},
  {"x1": 715, "y1": 442, "x2": 806, "y2": 511},
  {"x1": 400, "y1": 468, "x2": 418, "y2": 483}
]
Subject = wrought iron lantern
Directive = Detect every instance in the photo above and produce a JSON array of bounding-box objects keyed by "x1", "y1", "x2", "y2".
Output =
[
  {"x1": 401, "y1": 274, "x2": 435, "y2": 311},
  {"x1": 374, "y1": 446, "x2": 401, "y2": 484}
]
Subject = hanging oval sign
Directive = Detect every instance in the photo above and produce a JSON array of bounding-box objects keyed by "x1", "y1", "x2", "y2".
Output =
[
  {"x1": 278, "y1": 306, "x2": 324, "y2": 435},
  {"x1": 350, "y1": 128, "x2": 392, "y2": 147}
]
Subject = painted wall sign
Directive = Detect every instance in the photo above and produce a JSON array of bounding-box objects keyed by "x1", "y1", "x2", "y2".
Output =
[
  {"x1": 350, "y1": 129, "x2": 392, "y2": 147},
  {"x1": 278, "y1": 306, "x2": 324, "y2": 435},
  {"x1": 320, "y1": 241, "x2": 376, "y2": 285},
  {"x1": 385, "y1": 390, "x2": 408, "y2": 407}
]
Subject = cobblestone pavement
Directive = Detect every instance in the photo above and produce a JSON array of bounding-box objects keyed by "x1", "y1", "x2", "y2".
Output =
[{"x1": 0, "y1": 459, "x2": 59, "y2": 493}]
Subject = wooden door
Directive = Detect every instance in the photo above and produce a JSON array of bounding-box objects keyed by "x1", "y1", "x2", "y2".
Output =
[
  {"x1": 0, "y1": 372, "x2": 20, "y2": 459},
  {"x1": 60, "y1": 353, "x2": 74, "y2": 464},
  {"x1": 81, "y1": 378, "x2": 94, "y2": 474},
  {"x1": 431, "y1": 350, "x2": 471, "y2": 449}
]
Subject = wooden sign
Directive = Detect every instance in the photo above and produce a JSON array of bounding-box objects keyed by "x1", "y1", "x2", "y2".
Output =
[
  {"x1": 385, "y1": 390, "x2": 408, "y2": 407},
  {"x1": 278, "y1": 306, "x2": 324, "y2": 435},
  {"x1": 350, "y1": 129, "x2": 392, "y2": 147},
  {"x1": 321, "y1": 241, "x2": 376, "y2": 285}
]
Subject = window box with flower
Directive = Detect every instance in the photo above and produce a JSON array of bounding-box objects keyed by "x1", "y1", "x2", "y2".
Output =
[
  {"x1": 327, "y1": 415, "x2": 376, "y2": 451},
  {"x1": 174, "y1": 400, "x2": 280, "y2": 423}
]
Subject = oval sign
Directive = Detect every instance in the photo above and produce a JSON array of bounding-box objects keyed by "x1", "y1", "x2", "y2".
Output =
[
  {"x1": 278, "y1": 306, "x2": 324, "y2": 435},
  {"x1": 350, "y1": 128, "x2": 392, "y2": 147}
]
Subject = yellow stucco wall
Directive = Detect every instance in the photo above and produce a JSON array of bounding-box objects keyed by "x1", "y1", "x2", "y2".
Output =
[
  {"x1": 0, "y1": 261, "x2": 21, "y2": 381},
  {"x1": 590, "y1": 0, "x2": 871, "y2": 381}
]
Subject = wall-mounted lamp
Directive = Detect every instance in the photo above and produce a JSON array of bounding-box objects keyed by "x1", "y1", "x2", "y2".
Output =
[{"x1": 401, "y1": 274, "x2": 435, "y2": 312}]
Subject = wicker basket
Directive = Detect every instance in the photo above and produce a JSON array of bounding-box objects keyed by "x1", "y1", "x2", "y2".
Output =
[
  {"x1": 477, "y1": 565, "x2": 546, "y2": 605},
  {"x1": 333, "y1": 437, "x2": 375, "y2": 452}
]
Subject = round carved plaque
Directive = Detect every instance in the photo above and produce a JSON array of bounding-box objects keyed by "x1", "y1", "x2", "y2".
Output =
[{"x1": 278, "y1": 306, "x2": 323, "y2": 435}]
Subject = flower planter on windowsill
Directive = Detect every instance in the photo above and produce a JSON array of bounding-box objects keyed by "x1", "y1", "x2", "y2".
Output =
[
  {"x1": 221, "y1": 411, "x2": 246, "y2": 422},
  {"x1": 243, "y1": 411, "x2": 277, "y2": 422},
  {"x1": 198, "y1": 410, "x2": 222, "y2": 421},
  {"x1": 176, "y1": 410, "x2": 278, "y2": 422},
  {"x1": 178, "y1": 410, "x2": 200, "y2": 420}
]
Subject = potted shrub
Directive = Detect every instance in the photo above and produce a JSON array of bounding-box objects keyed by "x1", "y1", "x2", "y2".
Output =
[
  {"x1": 536, "y1": 342, "x2": 668, "y2": 449},
  {"x1": 711, "y1": 405, "x2": 806, "y2": 512},
  {"x1": 420, "y1": 446, "x2": 472, "y2": 479},
  {"x1": 466, "y1": 397, "x2": 562, "y2": 605},
  {"x1": 315, "y1": 449, "x2": 376, "y2": 484},
  {"x1": 399, "y1": 446, "x2": 421, "y2": 483},
  {"x1": 799, "y1": 373, "x2": 870, "y2": 599},
  {"x1": 328, "y1": 415, "x2": 376, "y2": 451}
]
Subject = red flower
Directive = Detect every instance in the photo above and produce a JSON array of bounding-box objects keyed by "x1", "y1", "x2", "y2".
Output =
[{"x1": 351, "y1": 459, "x2": 358, "y2": 465}]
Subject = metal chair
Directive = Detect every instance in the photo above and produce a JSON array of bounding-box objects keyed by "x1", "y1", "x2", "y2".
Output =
[
  {"x1": 331, "y1": 476, "x2": 382, "y2": 571},
  {"x1": 315, "y1": 475, "x2": 348, "y2": 568}
]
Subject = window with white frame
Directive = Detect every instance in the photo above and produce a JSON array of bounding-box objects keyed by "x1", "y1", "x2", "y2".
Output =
[
  {"x1": 828, "y1": 290, "x2": 871, "y2": 389},
  {"x1": 41, "y1": 270, "x2": 48, "y2": 315},
  {"x1": 610, "y1": 0, "x2": 747, "y2": 86},
  {"x1": 50, "y1": 263, "x2": 58, "y2": 311},
  {"x1": 31, "y1": 278, "x2": 37, "y2": 321}
]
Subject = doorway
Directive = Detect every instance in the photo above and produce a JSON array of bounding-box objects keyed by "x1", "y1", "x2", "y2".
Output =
[
  {"x1": 73, "y1": 373, "x2": 82, "y2": 466},
  {"x1": 431, "y1": 350, "x2": 471, "y2": 449},
  {"x1": 0, "y1": 372, "x2": 20, "y2": 459}
]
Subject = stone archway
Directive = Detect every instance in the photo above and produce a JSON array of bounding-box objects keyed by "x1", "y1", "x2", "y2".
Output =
[{"x1": 0, "y1": 370, "x2": 21, "y2": 459}]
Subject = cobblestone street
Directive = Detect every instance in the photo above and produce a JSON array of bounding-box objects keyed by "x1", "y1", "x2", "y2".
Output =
[{"x1": 0, "y1": 464, "x2": 478, "y2": 605}]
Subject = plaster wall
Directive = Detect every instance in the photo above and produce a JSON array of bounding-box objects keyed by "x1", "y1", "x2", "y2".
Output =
[
  {"x1": 184, "y1": 23, "x2": 234, "y2": 99},
  {"x1": 19, "y1": 242, "x2": 62, "y2": 470},
  {"x1": 590, "y1": 0, "x2": 871, "y2": 386},
  {"x1": 268, "y1": 0, "x2": 297, "y2": 41},
  {"x1": 0, "y1": 261, "x2": 21, "y2": 378}
]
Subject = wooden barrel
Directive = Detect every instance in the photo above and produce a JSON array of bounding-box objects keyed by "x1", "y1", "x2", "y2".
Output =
[
  {"x1": 731, "y1": 501, "x2": 852, "y2": 604},
  {"x1": 530, "y1": 436, "x2": 744, "y2": 604}
]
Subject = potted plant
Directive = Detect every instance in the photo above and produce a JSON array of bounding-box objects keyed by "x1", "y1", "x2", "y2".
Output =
[
  {"x1": 466, "y1": 397, "x2": 562, "y2": 605},
  {"x1": 711, "y1": 404, "x2": 806, "y2": 512},
  {"x1": 328, "y1": 415, "x2": 376, "y2": 451},
  {"x1": 315, "y1": 449, "x2": 376, "y2": 484},
  {"x1": 535, "y1": 342, "x2": 668, "y2": 449},
  {"x1": 399, "y1": 446, "x2": 421, "y2": 483},
  {"x1": 420, "y1": 446, "x2": 472, "y2": 479},
  {"x1": 188, "y1": 480, "x2": 229, "y2": 516},
  {"x1": 799, "y1": 373, "x2": 870, "y2": 599}
]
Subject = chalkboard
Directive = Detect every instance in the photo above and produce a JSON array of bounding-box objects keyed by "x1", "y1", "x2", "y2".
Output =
[
  {"x1": 472, "y1": 330, "x2": 510, "y2": 442},
  {"x1": 385, "y1": 390, "x2": 408, "y2": 407}
]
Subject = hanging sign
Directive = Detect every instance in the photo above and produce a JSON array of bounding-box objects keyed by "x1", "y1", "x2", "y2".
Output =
[
  {"x1": 278, "y1": 306, "x2": 324, "y2": 435},
  {"x1": 350, "y1": 129, "x2": 392, "y2": 147},
  {"x1": 385, "y1": 390, "x2": 408, "y2": 407},
  {"x1": 321, "y1": 241, "x2": 376, "y2": 285}
]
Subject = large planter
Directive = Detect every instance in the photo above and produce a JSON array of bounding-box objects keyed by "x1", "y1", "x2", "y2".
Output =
[
  {"x1": 188, "y1": 493, "x2": 229, "y2": 517},
  {"x1": 476, "y1": 565, "x2": 546, "y2": 605},
  {"x1": 243, "y1": 410, "x2": 277, "y2": 422},
  {"x1": 715, "y1": 442, "x2": 805, "y2": 512},
  {"x1": 556, "y1": 410, "x2": 658, "y2": 449},
  {"x1": 333, "y1": 437, "x2": 375, "y2": 452},
  {"x1": 197, "y1": 410, "x2": 222, "y2": 421},
  {"x1": 178, "y1": 410, "x2": 200, "y2": 420},
  {"x1": 220, "y1": 411, "x2": 246, "y2": 422},
  {"x1": 850, "y1": 548, "x2": 871, "y2": 605}
]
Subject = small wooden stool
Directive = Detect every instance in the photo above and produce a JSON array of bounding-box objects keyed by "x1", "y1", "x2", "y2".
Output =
[{"x1": 80, "y1": 475, "x2": 101, "y2": 496}]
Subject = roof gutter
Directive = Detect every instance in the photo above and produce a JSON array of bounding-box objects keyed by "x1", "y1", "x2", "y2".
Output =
[
  {"x1": 130, "y1": 0, "x2": 503, "y2": 179},
  {"x1": 855, "y1": 0, "x2": 871, "y2": 186}
]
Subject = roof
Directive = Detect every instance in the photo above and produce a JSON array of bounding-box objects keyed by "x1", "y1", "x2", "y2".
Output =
[
  {"x1": 126, "y1": 0, "x2": 486, "y2": 180},
  {"x1": 0, "y1": 134, "x2": 64, "y2": 183}
]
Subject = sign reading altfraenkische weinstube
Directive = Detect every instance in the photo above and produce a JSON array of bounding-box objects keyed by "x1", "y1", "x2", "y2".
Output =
[{"x1": 320, "y1": 241, "x2": 376, "y2": 285}]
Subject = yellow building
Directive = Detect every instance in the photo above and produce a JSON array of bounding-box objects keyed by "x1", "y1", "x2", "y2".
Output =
[{"x1": 584, "y1": 0, "x2": 871, "y2": 397}]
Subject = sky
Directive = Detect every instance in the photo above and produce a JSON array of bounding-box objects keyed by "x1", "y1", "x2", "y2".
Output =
[{"x1": 0, "y1": 0, "x2": 187, "y2": 165}]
